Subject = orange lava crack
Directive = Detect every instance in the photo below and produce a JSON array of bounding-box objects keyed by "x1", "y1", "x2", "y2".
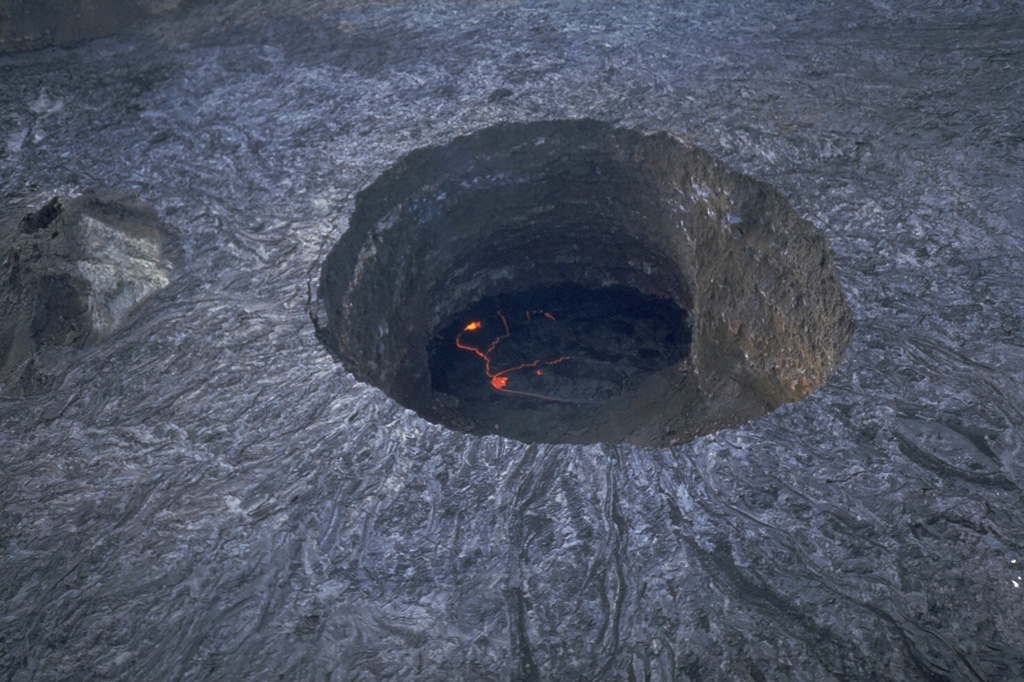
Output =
[{"x1": 455, "y1": 311, "x2": 573, "y2": 402}]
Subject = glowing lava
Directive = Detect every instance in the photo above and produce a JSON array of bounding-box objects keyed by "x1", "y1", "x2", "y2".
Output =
[{"x1": 455, "y1": 311, "x2": 573, "y2": 401}]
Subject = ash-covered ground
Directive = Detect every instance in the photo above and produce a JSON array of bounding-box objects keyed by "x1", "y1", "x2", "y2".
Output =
[{"x1": 2, "y1": 2, "x2": 1024, "y2": 680}]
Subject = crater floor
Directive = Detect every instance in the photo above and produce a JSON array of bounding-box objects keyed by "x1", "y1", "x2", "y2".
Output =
[{"x1": 2, "y1": 2, "x2": 1023, "y2": 681}]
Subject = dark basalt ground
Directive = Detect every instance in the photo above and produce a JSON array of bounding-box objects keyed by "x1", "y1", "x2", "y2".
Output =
[{"x1": 2, "y1": 2, "x2": 1024, "y2": 682}]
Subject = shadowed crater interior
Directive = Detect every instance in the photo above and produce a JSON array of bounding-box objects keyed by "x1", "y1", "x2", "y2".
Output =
[{"x1": 315, "y1": 119, "x2": 853, "y2": 446}]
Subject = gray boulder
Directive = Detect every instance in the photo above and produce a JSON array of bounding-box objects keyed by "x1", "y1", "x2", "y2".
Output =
[{"x1": 0, "y1": 188, "x2": 175, "y2": 396}]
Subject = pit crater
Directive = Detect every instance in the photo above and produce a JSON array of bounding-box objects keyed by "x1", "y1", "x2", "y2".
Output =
[{"x1": 315, "y1": 119, "x2": 853, "y2": 446}]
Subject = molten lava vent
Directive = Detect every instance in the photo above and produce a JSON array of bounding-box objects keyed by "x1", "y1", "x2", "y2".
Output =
[{"x1": 315, "y1": 119, "x2": 853, "y2": 446}]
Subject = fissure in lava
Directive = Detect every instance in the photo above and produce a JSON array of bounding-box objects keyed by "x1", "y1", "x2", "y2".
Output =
[{"x1": 454, "y1": 310, "x2": 575, "y2": 402}]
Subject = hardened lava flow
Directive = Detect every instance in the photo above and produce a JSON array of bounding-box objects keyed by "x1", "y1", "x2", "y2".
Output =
[{"x1": 314, "y1": 119, "x2": 853, "y2": 446}]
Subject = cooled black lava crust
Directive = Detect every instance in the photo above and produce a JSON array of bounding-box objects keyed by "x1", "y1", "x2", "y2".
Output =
[{"x1": 427, "y1": 284, "x2": 691, "y2": 438}]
